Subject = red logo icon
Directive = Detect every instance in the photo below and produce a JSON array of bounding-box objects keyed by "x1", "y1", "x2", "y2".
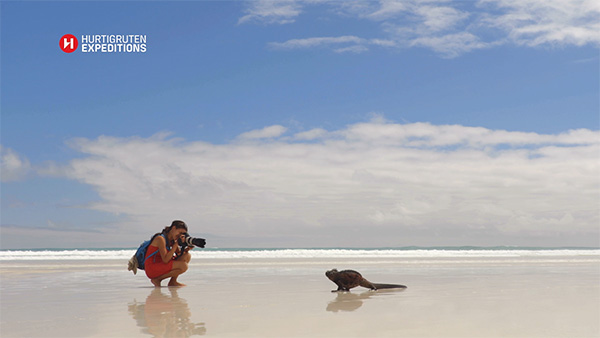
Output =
[{"x1": 60, "y1": 34, "x2": 78, "y2": 53}]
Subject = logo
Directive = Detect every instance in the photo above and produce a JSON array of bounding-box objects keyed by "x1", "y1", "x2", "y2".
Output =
[
  {"x1": 59, "y1": 34, "x2": 147, "y2": 54},
  {"x1": 60, "y1": 34, "x2": 78, "y2": 53}
]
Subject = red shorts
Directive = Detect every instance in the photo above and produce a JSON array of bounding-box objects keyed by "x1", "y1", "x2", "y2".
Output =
[{"x1": 144, "y1": 245, "x2": 174, "y2": 279}]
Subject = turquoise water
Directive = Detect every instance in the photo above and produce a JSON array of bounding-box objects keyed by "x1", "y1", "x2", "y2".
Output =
[{"x1": 1, "y1": 246, "x2": 598, "y2": 260}]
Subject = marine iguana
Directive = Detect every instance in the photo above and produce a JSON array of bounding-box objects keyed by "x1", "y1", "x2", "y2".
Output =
[{"x1": 326, "y1": 269, "x2": 407, "y2": 292}]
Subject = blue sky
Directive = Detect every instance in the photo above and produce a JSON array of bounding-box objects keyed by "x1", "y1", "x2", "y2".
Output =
[{"x1": 1, "y1": 1, "x2": 599, "y2": 249}]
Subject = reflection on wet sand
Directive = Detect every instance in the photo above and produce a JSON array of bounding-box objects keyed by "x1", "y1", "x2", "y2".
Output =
[
  {"x1": 129, "y1": 288, "x2": 206, "y2": 337},
  {"x1": 326, "y1": 289, "x2": 406, "y2": 313}
]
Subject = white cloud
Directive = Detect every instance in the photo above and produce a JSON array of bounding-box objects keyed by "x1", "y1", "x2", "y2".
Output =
[
  {"x1": 341, "y1": 121, "x2": 599, "y2": 148},
  {"x1": 364, "y1": 0, "x2": 409, "y2": 20},
  {"x1": 334, "y1": 45, "x2": 369, "y2": 54},
  {"x1": 238, "y1": 0, "x2": 303, "y2": 25},
  {"x1": 269, "y1": 36, "x2": 365, "y2": 49},
  {"x1": 294, "y1": 128, "x2": 329, "y2": 140},
  {"x1": 409, "y1": 32, "x2": 489, "y2": 58},
  {"x1": 237, "y1": 125, "x2": 288, "y2": 140},
  {"x1": 481, "y1": 0, "x2": 600, "y2": 47},
  {"x1": 247, "y1": 0, "x2": 600, "y2": 57},
  {"x1": 0, "y1": 145, "x2": 31, "y2": 182},
  {"x1": 269, "y1": 35, "x2": 396, "y2": 53},
  {"x1": 413, "y1": 4, "x2": 470, "y2": 33},
  {"x1": 55, "y1": 120, "x2": 600, "y2": 246}
]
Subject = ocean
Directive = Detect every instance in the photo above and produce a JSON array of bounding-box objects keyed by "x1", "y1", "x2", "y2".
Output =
[{"x1": 1, "y1": 247, "x2": 598, "y2": 260}]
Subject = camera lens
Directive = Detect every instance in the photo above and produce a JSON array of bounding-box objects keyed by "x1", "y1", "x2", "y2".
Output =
[
  {"x1": 191, "y1": 237, "x2": 206, "y2": 248},
  {"x1": 177, "y1": 232, "x2": 205, "y2": 248}
]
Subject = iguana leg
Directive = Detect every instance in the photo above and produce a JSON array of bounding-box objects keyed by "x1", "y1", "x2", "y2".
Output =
[{"x1": 360, "y1": 279, "x2": 377, "y2": 290}]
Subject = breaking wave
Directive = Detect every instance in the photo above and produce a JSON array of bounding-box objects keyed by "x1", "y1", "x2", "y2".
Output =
[{"x1": 0, "y1": 247, "x2": 598, "y2": 261}]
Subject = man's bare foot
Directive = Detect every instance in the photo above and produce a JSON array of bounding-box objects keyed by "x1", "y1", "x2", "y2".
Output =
[{"x1": 151, "y1": 278, "x2": 162, "y2": 287}]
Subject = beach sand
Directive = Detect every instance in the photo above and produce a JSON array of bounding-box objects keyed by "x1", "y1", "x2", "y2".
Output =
[{"x1": 1, "y1": 255, "x2": 598, "y2": 337}]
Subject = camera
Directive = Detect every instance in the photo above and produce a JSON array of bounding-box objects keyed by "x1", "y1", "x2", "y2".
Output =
[{"x1": 178, "y1": 232, "x2": 206, "y2": 250}]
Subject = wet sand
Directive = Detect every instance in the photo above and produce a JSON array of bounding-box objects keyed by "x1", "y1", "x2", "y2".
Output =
[{"x1": 1, "y1": 255, "x2": 599, "y2": 337}]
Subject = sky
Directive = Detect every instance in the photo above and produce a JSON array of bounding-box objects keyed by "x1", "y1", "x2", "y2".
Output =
[{"x1": 1, "y1": 0, "x2": 599, "y2": 249}]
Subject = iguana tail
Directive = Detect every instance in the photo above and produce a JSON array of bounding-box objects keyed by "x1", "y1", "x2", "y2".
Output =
[{"x1": 372, "y1": 283, "x2": 407, "y2": 289}]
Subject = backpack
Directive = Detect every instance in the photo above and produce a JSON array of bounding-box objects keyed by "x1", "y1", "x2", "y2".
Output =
[{"x1": 127, "y1": 234, "x2": 165, "y2": 275}]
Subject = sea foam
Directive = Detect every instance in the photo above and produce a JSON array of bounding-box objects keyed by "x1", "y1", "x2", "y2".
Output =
[{"x1": 0, "y1": 248, "x2": 598, "y2": 261}]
